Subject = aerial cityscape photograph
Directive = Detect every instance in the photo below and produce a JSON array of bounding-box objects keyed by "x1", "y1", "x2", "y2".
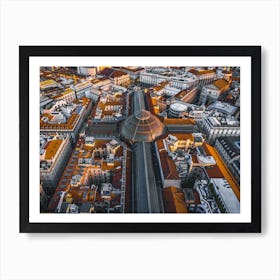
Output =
[{"x1": 39, "y1": 66, "x2": 241, "y2": 214}]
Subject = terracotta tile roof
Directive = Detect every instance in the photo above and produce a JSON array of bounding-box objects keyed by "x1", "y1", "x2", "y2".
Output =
[
  {"x1": 204, "y1": 165, "x2": 224, "y2": 178},
  {"x1": 41, "y1": 113, "x2": 53, "y2": 121},
  {"x1": 189, "y1": 69, "x2": 215, "y2": 75},
  {"x1": 112, "y1": 169, "x2": 122, "y2": 189},
  {"x1": 83, "y1": 145, "x2": 94, "y2": 151},
  {"x1": 40, "y1": 79, "x2": 57, "y2": 87},
  {"x1": 122, "y1": 67, "x2": 144, "y2": 72},
  {"x1": 81, "y1": 97, "x2": 91, "y2": 106},
  {"x1": 62, "y1": 88, "x2": 75, "y2": 95},
  {"x1": 156, "y1": 139, "x2": 165, "y2": 151},
  {"x1": 151, "y1": 81, "x2": 169, "y2": 92},
  {"x1": 93, "y1": 139, "x2": 109, "y2": 148},
  {"x1": 193, "y1": 190, "x2": 201, "y2": 204},
  {"x1": 115, "y1": 146, "x2": 123, "y2": 157},
  {"x1": 101, "y1": 161, "x2": 122, "y2": 170},
  {"x1": 44, "y1": 139, "x2": 63, "y2": 160},
  {"x1": 163, "y1": 186, "x2": 188, "y2": 213},
  {"x1": 145, "y1": 93, "x2": 155, "y2": 115},
  {"x1": 52, "y1": 94, "x2": 63, "y2": 99},
  {"x1": 232, "y1": 76, "x2": 240, "y2": 81},
  {"x1": 110, "y1": 70, "x2": 127, "y2": 78},
  {"x1": 99, "y1": 67, "x2": 115, "y2": 77},
  {"x1": 105, "y1": 100, "x2": 123, "y2": 106},
  {"x1": 213, "y1": 78, "x2": 229, "y2": 89},
  {"x1": 79, "y1": 151, "x2": 92, "y2": 159},
  {"x1": 174, "y1": 89, "x2": 188, "y2": 99},
  {"x1": 168, "y1": 133, "x2": 194, "y2": 141},
  {"x1": 191, "y1": 154, "x2": 198, "y2": 164},
  {"x1": 163, "y1": 118, "x2": 196, "y2": 125},
  {"x1": 99, "y1": 77, "x2": 111, "y2": 82},
  {"x1": 40, "y1": 113, "x2": 79, "y2": 130},
  {"x1": 159, "y1": 150, "x2": 180, "y2": 180}
]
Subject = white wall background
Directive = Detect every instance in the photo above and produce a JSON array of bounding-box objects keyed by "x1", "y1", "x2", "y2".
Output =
[{"x1": 0, "y1": 0, "x2": 279, "y2": 279}]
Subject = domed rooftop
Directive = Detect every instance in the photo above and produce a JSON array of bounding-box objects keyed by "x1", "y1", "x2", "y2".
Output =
[{"x1": 120, "y1": 109, "x2": 166, "y2": 142}]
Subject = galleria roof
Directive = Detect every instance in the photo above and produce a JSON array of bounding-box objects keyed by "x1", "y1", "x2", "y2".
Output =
[{"x1": 120, "y1": 109, "x2": 166, "y2": 142}]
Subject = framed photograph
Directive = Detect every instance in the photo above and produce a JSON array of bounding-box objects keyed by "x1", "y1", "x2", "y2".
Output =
[{"x1": 19, "y1": 46, "x2": 261, "y2": 233}]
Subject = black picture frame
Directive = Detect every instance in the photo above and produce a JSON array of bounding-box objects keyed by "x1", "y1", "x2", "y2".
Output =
[{"x1": 19, "y1": 46, "x2": 261, "y2": 233}]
